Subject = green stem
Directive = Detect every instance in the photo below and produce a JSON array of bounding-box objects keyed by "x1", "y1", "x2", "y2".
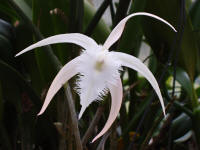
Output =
[
  {"x1": 82, "y1": 106, "x2": 104, "y2": 146},
  {"x1": 64, "y1": 84, "x2": 83, "y2": 150},
  {"x1": 140, "y1": 98, "x2": 175, "y2": 150}
]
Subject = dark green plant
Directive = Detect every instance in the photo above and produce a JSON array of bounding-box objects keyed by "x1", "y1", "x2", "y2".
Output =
[{"x1": 0, "y1": 0, "x2": 200, "y2": 150}]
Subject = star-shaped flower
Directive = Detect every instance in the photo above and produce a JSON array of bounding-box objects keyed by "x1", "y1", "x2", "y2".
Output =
[{"x1": 16, "y1": 12, "x2": 176, "y2": 142}]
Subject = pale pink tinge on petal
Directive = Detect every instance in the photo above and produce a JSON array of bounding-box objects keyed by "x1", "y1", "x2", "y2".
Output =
[
  {"x1": 15, "y1": 33, "x2": 98, "y2": 57},
  {"x1": 103, "y1": 12, "x2": 177, "y2": 50},
  {"x1": 92, "y1": 76, "x2": 123, "y2": 142},
  {"x1": 37, "y1": 56, "x2": 81, "y2": 115},
  {"x1": 112, "y1": 52, "x2": 166, "y2": 116}
]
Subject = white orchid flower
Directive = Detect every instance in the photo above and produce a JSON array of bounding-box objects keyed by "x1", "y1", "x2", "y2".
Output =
[{"x1": 16, "y1": 12, "x2": 176, "y2": 142}]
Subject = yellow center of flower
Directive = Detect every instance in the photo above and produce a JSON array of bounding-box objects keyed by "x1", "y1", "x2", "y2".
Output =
[
  {"x1": 95, "y1": 59, "x2": 104, "y2": 71},
  {"x1": 95, "y1": 52, "x2": 106, "y2": 71}
]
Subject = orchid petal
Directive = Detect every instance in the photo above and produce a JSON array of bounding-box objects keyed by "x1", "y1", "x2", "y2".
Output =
[
  {"x1": 15, "y1": 33, "x2": 98, "y2": 56},
  {"x1": 92, "y1": 76, "x2": 123, "y2": 142},
  {"x1": 103, "y1": 12, "x2": 177, "y2": 50},
  {"x1": 37, "y1": 56, "x2": 81, "y2": 115},
  {"x1": 78, "y1": 76, "x2": 103, "y2": 119},
  {"x1": 112, "y1": 52, "x2": 166, "y2": 116}
]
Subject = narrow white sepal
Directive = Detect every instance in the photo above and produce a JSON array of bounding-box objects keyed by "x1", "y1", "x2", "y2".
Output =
[
  {"x1": 15, "y1": 33, "x2": 98, "y2": 57},
  {"x1": 112, "y1": 52, "x2": 166, "y2": 116},
  {"x1": 103, "y1": 12, "x2": 177, "y2": 50},
  {"x1": 78, "y1": 105, "x2": 87, "y2": 119},
  {"x1": 92, "y1": 75, "x2": 123, "y2": 142},
  {"x1": 37, "y1": 56, "x2": 80, "y2": 115}
]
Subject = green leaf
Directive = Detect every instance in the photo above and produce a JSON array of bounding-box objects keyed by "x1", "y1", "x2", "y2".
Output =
[
  {"x1": 69, "y1": 0, "x2": 83, "y2": 33},
  {"x1": 179, "y1": 16, "x2": 198, "y2": 81},
  {"x1": 0, "y1": 19, "x2": 14, "y2": 39},
  {"x1": 189, "y1": 0, "x2": 200, "y2": 30},
  {"x1": 0, "y1": 1, "x2": 18, "y2": 20},
  {"x1": 0, "y1": 59, "x2": 59, "y2": 149},
  {"x1": 196, "y1": 87, "x2": 200, "y2": 98},
  {"x1": 171, "y1": 113, "x2": 192, "y2": 140},
  {"x1": 118, "y1": 0, "x2": 146, "y2": 55},
  {"x1": 192, "y1": 105, "x2": 200, "y2": 145},
  {"x1": 32, "y1": 0, "x2": 68, "y2": 84},
  {"x1": 0, "y1": 59, "x2": 41, "y2": 107},
  {"x1": 189, "y1": 0, "x2": 200, "y2": 74},
  {"x1": 172, "y1": 67, "x2": 198, "y2": 107},
  {"x1": 15, "y1": 22, "x2": 44, "y2": 94},
  {"x1": 13, "y1": 0, "x2": 32, "y2": 20},
  {"x1": 143, "y1": 0, "x2": 198, "y2": 80},
  {"x1": 0, "y1": 34, "x2": 14, "y2": 65},
  {"x1": 0, "y1": 81, "x2": 3, "y2": 122},
  {"x1": 174, "y1": 130, "x2": 192, "y2": 143},
  {"x1": 0, "y1": 19, "x2": 17, "y2": 68},
  {"x1": 83, "y1": 0, "x2": 110, "y2": 43},
  {"x1": 175, "y1": 68, "x2": 193, "y2": 99}
]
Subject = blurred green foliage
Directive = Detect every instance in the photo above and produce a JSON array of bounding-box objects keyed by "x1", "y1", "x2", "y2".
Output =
[{"x1": 0, "y1": 0, "x2": 200, "y2": 149}]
